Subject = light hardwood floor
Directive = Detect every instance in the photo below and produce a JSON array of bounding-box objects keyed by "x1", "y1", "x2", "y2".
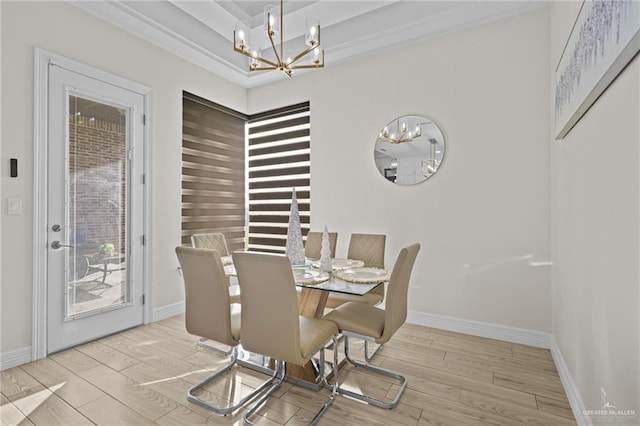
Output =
[{"x1": 1, "y1": 316, "x2": 575, "y2": 425}]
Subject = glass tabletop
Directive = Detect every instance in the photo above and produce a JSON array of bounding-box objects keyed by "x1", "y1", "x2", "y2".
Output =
[
  {"x1": 225, "y1": 263, "x2": 383, "y2": 296},
  {"x1": 296, "y1": 276, "x2": 382, "y2": 296}
]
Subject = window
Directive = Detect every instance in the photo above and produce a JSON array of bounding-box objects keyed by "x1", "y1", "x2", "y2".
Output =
[
  {"x1": 181, "y1": 92, "x2": 247, "y2": 252},
  {"x1": 246, "y1": 102, "x2": 311, "y2": 253}
]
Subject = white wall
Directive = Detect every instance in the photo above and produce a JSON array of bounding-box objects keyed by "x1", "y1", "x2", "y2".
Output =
[
  {"x1": 0, "y1": 1, "x2": 246, "y2": 355},
  {"x1": 550, "y1": 1, "x2": 640, "y2": 419},
  {"x1": 249, "y1": 8, "x2": 551, "y2": 332}
]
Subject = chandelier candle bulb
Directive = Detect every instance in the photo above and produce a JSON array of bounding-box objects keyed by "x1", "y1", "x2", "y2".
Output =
[
  {"x1": 306, "y1": 18, "x2": 320, "y2": 46},
  {"x1": 234, "y1": 23, "x2": 249, "y2": 51},
  {"x1": 264, "y1": 5, "x2": 279, "y2": 36}
]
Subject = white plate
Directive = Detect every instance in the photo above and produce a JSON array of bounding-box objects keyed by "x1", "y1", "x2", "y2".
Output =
[
  {"x1": 294, "y1": 269, "x2": 330, "y2": 285},
  {"x1": 221, "y1": 255, "x2": 233, "y2": 265},
  {"x1": 293, "y1": 269, "x2": 320, "y2": 280},
  {"x1": 334, "y1": 267, "x2": 390, "y2": 283},
  {"x1": 311, "y1": 258, "x2": 365, "y2": 271}
]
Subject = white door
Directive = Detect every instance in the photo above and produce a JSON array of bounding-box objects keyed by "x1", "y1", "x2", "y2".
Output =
[{"x1": 47, "y1": 64, "x2": 145, "y2": 353}]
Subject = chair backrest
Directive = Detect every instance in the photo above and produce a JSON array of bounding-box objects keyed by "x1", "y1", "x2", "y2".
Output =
[
  {"x1": 191, "y1": 233, "x2": 229, "y2": 256},
  {"x1": 347, "y1": 233, "x2": 386, "y2": 268},
  {"x1": 232, "y1": 251, "x2": 304, "y2": 365},
  {"x1": 380, "y1": 243, "x2": 420, "y2": 343},
  {"x1": 304, "y1": 231, "x2": 338, "y2": 259},
  {"x1": 175, "y1": 246, "x2": 238, "y2": 347}
]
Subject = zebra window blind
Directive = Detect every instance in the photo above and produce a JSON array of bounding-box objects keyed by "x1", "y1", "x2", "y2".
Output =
[
  {"x1": 247, "y1": 102, "x2": 311, "y2": 253},
  {"x1": 181, "y1": 92, "x2": 247, "y2": 252}
]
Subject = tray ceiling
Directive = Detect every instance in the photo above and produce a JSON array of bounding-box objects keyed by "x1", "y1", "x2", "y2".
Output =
[{"x1": 71, "y1": 1, "x2": 544, "y2": 88}]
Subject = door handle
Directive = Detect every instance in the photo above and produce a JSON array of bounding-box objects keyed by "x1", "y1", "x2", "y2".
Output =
[{"x1": 51, "y1": 241, "x2": 74, "y2": 249}]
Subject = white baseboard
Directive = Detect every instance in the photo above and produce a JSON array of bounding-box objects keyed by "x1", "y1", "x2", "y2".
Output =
[
  {"x1": 406, "y1": 310, "x2": 551, "y2": 348},
  {"x1": 152, "y1": 301, "x2": 185, "y2": 322},
  {"x1": 0, "y1": 346, "x2": 32, "y2": 371},
  {"x1": 550, "y1": 336, "x2": 590, "y2": 426}
]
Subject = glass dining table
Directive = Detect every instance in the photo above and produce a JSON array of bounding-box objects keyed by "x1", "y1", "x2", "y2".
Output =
[
  {"x1": 222, "y1": 256, "x2": 386, "y2": 318},
  {"x1": 221, "y1": 256, "x2": 389, "y2": 385}
]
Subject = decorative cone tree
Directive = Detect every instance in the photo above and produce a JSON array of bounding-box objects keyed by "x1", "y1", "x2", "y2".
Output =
[
  {"x1": 319, "y1": 226, "x2": 332, "y2": 273},
  {"x1": 285, "y1": 189, "x2": 305, "y2": 265}
]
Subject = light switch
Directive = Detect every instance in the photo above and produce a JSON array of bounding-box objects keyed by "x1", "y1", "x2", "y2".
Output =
[{"x1": 8, "y1": 198, "x2": 22, "y2": 215}]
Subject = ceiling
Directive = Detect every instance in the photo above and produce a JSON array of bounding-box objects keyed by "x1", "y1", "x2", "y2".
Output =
[{"x1": 71, "y1": 1, "x2": 544, "y2": 88}]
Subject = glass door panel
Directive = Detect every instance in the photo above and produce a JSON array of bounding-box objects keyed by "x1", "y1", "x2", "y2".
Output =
[{"x1": 66, "y1": 95, "x2": 129, "y2": 318}]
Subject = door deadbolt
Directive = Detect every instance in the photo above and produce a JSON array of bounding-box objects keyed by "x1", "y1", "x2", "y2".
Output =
[{"x1": 51, "y1": 224, "x2": 61, "y2": 232}]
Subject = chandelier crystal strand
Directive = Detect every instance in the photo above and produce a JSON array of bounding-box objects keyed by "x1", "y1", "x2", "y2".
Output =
[{"x1": 233, "y1": 0, "x2": 324, "y2": 77}]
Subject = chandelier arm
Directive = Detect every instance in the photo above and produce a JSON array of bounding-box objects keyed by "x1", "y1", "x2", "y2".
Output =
[
  {"x1": 289, "y1": 63, "x2": 325, "y2": 70},
  {"x1": 248, "y1": 65, "x2": 279, "y2": 71},
  {"x1": 287, "y1": 45, "x2": 319, "y2": 67},
  {"x1": 267, "y1": 30, "x2": 283, "y2": 67},
  {"x1": 233, "y1": 46, "x2": 279, "y2": 68}
]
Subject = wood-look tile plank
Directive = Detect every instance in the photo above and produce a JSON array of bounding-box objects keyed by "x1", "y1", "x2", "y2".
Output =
[
  {"x1": 19, "y1": 357, "x2": 105, "y2": 408},
  {"x1": 77, "y1": 364, "x2": 178, "y2": 421},
  {"x1": 388, "y1": 328, "x2": 435, "y2": 347},
  {"x1": 416, "y1": 393, "x2": 525, "y2": 426},
  {"x1": 1, "y1": 399, "x2": 35, "y2": 426},
  {"x1": 118, "y1": 325, "x2": 199, "y2": 360},
  {"x1": 459, "y1": 390, "x2": 575, "y2": 425},
  {"x1": 536, "y1": 395, "x2": 575, "y2": 421},
  {"x1": 493, "y1": 369, "x2": 567, "y2": 402},
  {"x1": 77, "y1": 394, "x2": 155, "y2": 425},
  {"x1": 379, "y1": 342, "x2": 446, "y2": 364},
  {"x1": 382, "y1": 357, "x2": 538, "y2": 409},
  {"x1": 430, "y1": 338, "x2": 513, "y2": 358},
  {"x1": 101, "y1": 332, "x2": 202, "y2": 376},
  {"x1": 153, "y1": 406, "x2": 211, "y2": 425},
  {"x1": 402, "y1": 323, "x2": 515, "y2": 349},
  {"x1": 0, "y1": 368, "x2": 46, "y2": 403},
  {"x1": 443, "y1": 351, "x2": 560, "y2": 377},
  {"x1": 12, "y1": 390, "x2": 93, "y2": 425},
  {"x1": 75, "y1": 340, "x2": 141, "y2": 371},
  {"x1": 511, "y1": 348, "x2": 556, "y2": 366},
  {"x1": 49, "y1": 348, "x2": 101, "y2": 374}
]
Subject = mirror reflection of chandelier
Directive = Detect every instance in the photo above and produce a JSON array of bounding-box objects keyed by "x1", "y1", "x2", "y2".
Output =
[
  {"x1": 378, "y1": 118, "x2": 422, "y2": 144},
  {"x1": 233, "y1": 0, "x2": 325, "y2": 77}
]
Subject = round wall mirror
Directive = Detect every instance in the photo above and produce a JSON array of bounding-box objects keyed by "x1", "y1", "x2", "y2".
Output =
[{"x1": 373, "y1": 115, "x2": 445, "y2": 185}]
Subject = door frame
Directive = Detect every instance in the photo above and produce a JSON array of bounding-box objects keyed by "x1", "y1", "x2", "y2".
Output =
[{"x1": 33, "y1": 48, "x2": 153, "y2": 360}]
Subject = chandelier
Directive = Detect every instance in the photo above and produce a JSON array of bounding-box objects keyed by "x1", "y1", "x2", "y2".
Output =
[
  {"x1": 378, "y1": 118, "x2": 422, "y2": 144},
  {"x1": 233, "y1": 0, "x2": 325, "y2": 77}
]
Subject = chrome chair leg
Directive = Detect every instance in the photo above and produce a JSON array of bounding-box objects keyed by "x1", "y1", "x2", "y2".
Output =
[
  {"x1": 188, "y1": 346, "x2": 274, "y2": 416},
  {"x1": 244, "y1": 361, "x2": 286, "y2": 426},
  {"x1": 364, "y1": 340, "x2": 383, "y2": 363},
  {"x1": 337, "y1": 333, "x2": 407, "y2": 409}
]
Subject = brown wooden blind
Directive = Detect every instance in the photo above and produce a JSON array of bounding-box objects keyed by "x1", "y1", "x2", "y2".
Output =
[
  {"x1": 247, "y1": 102, "x2": 311, "y2": 253},
  {"x1": 181, "y1": 92, "x2": 247, "y2": 252}
]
